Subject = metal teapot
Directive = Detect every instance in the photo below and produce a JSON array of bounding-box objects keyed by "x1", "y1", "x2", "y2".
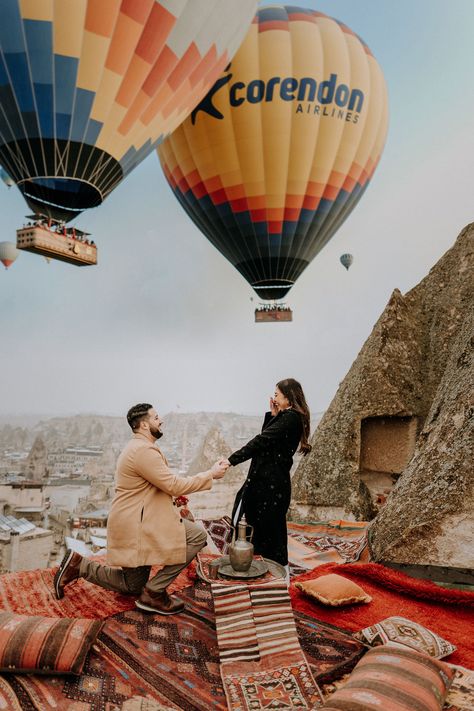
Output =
[{"x1": 228, "y1": 515, "x2": 254, "y2": 572}]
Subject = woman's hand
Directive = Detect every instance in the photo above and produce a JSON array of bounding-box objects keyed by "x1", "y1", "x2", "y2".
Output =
[{"x1": 269, "y1": 397, "x2": 279, "y2": 416}]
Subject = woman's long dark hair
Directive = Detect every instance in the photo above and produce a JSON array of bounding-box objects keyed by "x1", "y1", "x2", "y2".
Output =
[{"x1": 276, "y1": 378, "x2": 312, "y2": 455}]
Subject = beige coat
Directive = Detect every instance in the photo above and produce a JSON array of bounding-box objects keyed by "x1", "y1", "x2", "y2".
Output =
[{"x1": 106, "y1": 433, "x2": 213, "y2": 567}]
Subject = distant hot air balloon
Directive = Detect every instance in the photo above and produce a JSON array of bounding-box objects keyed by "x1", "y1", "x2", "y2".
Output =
[
  {"x1": 340, "y1": 253, "x2": 353, "y2": 270},
  {"x1": 158, "y1": 5, "x2": 388, "y2": 301},
  {"x1": 0, "y1": 0, "x2": 257, "y2": 222},
  {"x1": 0, "y1": 241, "x2": 19, "y2": 269},
  {"x1": 0, "y1": 166, "x2": 14, "y2": 188}
]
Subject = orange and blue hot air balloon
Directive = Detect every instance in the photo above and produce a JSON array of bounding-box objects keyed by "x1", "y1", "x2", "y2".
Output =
[
  {"x1": 158, "y1": 5, "x2": 388, "y2": 300},
  {"x1": 0, "y1": 0, "x2": 256, "y2": 222}
]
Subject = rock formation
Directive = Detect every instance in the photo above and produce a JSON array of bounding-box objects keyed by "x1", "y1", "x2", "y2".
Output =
[
  {"x1": 290, "y1": 223, "x2": 473, "y2": 567},
  {"x1": 187, "y1": 427, "x2": 246, "y2": 520},
  {"x1": 24, "y1": 435, "x2": 49, "y2": 481},
  {"x1": 369, "y1": 304, "x2": 473, "y2": 566}
]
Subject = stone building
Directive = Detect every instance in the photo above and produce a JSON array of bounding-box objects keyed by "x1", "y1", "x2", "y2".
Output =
[
  {"x1": 0, "y1": 516, "x2": 53, "y2": 572},
  {"x1": 290, "y1": 223, "x2": 473, "y2": 566},
  {"x1": 0, "y1": 482, "x2": 48, "y2": 525}
]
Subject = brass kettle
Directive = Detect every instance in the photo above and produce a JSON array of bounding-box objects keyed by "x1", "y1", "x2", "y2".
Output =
[{"x1": 228, "y1": 515, "x2": 254, "y2": 572}]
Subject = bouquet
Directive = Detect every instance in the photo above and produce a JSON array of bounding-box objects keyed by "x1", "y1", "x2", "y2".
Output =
[{"x1": 174, "y1": 495, "x2": 194, "y2": 521}]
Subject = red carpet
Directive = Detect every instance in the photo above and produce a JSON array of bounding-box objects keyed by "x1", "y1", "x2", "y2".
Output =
[
  {"x1": 290, "y1": 562, "x2": 474, "y2": 668},
  {"x1": 0, "y1": 561, "x2": 196, "y2": 619}
]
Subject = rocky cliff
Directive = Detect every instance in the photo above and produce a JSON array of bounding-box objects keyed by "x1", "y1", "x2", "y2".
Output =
[{"x1": 290, "y1": 223, "x2": 473, "y2": 568}]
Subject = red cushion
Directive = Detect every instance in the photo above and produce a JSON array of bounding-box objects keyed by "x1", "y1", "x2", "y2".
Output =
[{"x1": 0, "y1": 612, "x2": 103, "y2": 675}]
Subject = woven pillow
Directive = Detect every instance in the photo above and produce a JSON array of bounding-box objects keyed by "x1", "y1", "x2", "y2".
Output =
[
  {"x1": 321, "y1": 645, "x2": 454, "y2": 711},
  {"x1": 295, "y1": 573, "x2": 372, "y2": 606},
  {"x1": 355, "y1": 615, "x2": 456, "y2": 659},
  {"x1": 0, "y1": 611, "x2": 103, "y2": 675}
]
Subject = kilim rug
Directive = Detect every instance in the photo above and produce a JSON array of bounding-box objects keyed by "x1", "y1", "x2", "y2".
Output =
[
  {"x1": 212, "y1": 580, "x2": 324, "y2": 709},
  {"x1": 201, "y1": 517, "x2": 370, "y2": 568},
  {"x1": 444, "y1": 664, "x2": 474, "y2": 711},
  {"x1": 201, "y1": 517, "x2": 234, "y2": 554},
  {"x1": 0, "y1": 582, "x2": 367, "y2": 710},
  {"x1": 291, "y1": 562, "x2": 474, "y2": 668},
  {"x1": 0, "y1": 562, "x2": 196, "y2": 619},
  {"x1": 287, "y1": 520, "x2": 369, "y2": 569}
]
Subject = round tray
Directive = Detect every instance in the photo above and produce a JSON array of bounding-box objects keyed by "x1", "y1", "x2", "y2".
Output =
[
  {"x1": 219, "y1": 558, "x2": 268, "y2": 579},
  {"x1": 198, "y1": 555, "x2": 286, "y2": 582}
]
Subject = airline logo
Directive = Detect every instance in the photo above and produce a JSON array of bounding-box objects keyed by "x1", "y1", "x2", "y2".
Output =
[{"x1": 192, "y1": 65, "x2": 365, "y2": 125}]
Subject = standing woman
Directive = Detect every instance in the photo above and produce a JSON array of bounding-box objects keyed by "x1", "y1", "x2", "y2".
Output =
[{"x1": 225, "y1": 378, "x2": 311, "y2": 567}]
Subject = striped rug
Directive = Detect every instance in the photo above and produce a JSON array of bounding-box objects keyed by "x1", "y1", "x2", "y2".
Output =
[{"x1": 212, "y1": 580, "x2": 323, "y2": 709}]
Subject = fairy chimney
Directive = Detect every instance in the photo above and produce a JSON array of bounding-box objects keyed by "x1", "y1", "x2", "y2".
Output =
[
  {"x1": 186, "y1": 427, "x2": 246, "y2": 519},
  {"x1": 290, "y1": 222, "x2": 474, "y2": 560},
  {"x1": 24, "y1": 435, "x2": 48, "y2": 481}
]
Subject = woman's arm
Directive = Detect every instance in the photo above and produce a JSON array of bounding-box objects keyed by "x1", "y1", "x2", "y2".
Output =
[{"x1": 228, "y1": 410, "x2": 300, "y2": 466}]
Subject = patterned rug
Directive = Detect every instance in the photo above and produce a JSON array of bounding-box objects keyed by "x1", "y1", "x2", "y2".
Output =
[
  {"x1": 444, "y1": 665, "x2": 474, "y2": 711},
  {"x1": 201, "y1": 517, "x2": 234, "y2": 554},
  {"x1": 0, "y1": 562, "x2": 195, "y2": 619},
  {"x1": 212, "y1": 580, "x2": 324, "y2": 709},
  {"x1": 201, "y1": 517, "x2": 370, "y2": 570},
  {"x1": 287, "y1": 520, "x2": 369, "y2": 570},
  {"x1": 0, "y1": 581, "x2": 367, "y2": 710},
  {"x1": 291, "y1": 562, "x2": 474, "y2": 668}
]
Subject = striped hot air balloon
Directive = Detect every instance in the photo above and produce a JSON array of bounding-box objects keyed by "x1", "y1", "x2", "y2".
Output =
[
  {"x1": 340, "y1": 253, "x2": 353, "y2": 270},
  {"x1": 0, "y1": 0, "x2": 256, "y2": 222},
  {"x1": 158, "y1": 5, "x2": 388, "y2": 300}
]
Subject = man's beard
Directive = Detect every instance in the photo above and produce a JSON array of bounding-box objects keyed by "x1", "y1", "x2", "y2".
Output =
[{"x1": 150, "y1": 426, "x2": 163, "y2": 440}]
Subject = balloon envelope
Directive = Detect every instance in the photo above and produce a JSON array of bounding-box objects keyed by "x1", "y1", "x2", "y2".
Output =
[
  {"x1": 0, "y1": 241, "x2": 19, "y2": 268},
  {"x1": 0, "y1": 0, "x2": 256, "y2": 221},
  {"x1": 158, "y1": 5, "x2": 388, "y2": 299},
  {"x1": 340, "y1": 253, "x2": 353, "y2": 270}
]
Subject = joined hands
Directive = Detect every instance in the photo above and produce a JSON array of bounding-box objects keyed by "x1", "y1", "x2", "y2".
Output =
[{"x1": 210, "y1": 459, "x2": 230, "y2": 479}]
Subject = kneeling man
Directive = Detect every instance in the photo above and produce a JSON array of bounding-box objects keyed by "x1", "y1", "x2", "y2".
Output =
[{"x1": 54, "y1": 403, "x2": 227, "y2": 614}]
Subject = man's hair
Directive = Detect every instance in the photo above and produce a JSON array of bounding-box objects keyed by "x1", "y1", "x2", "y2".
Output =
[{"x1": 127, "y1": 403, "x2": 153, "y2": 432}]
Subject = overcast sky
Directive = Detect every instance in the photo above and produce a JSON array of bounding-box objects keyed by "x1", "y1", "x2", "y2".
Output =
[{"x1": 0, "y1": 0, "x2": 473, "y2": 419}]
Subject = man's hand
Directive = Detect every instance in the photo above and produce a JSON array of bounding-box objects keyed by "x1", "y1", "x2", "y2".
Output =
[{"x1": 210, "y1": 460, "x2": 229, "y2": 479}]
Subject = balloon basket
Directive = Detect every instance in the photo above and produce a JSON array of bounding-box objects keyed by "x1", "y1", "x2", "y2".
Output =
[
  {"x1": 254, "y1": 305, "x2": 292, "y2": 323},
  {"x1": 16, "y1": 217, "x2": 97, "y2": 266}
]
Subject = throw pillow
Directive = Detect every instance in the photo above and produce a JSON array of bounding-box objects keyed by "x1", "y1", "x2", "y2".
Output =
[
  {"x1": 322, "y1": 645, "x2": 455, "y2": 711},
  {"x1": 0, "y1": 611, "x2": 103, "y2": 675},
  {"x1": 355, "y1": 615, "x2": 456, "y2": 659},
  {"x1": 295, "y1": 573, "x2": 372, "y2": 606}
]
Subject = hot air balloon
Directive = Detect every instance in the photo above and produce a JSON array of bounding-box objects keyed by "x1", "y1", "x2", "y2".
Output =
[
  {"x1": 158, "y1": 5, "x2": 388, "y2": 305},
  {"x1": 0, "y1": 166, "x2": 14, "y2": 188},
  {"x1": 340, "y1": 253, "x2": 353, "y2": 270},
  {"x1": 0, "y1": 241, "x2": 19, "y2": 269},
  {"x1": 0, "y1": 0, "x2": 257, "y2": 225}
]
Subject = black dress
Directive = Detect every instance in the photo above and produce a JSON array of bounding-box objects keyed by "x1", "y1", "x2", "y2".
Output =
[{"x1": 229, "y1": 408, "x2": 303, "y2": 565}]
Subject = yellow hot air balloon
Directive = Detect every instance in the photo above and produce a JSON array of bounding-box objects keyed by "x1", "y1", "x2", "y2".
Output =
[{"x1": 158, "y1": 5, "x2": 388, "y2": 301}]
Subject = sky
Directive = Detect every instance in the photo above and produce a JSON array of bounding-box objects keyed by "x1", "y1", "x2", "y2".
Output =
[{"x1": 0, "y1": 0, "x2": 473, "y2": 419}]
